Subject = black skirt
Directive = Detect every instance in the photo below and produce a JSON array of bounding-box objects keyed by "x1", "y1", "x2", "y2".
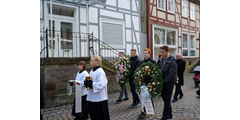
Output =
[
  {"x1": 87, "y1": 100, "x2": 110, "y2": 120},
  {"x1": 72, "y1": 95, "x2": 88, "y2": 119}
]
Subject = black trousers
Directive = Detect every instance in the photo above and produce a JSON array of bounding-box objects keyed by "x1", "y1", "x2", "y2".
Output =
[
  {"x1": 72, "y1": 95, "x2": 88, "y2": 119},
  {"x1": 173, "y1": 84, "x2": 183, "y2": 99},
  {"x1": 161, "y1": 84, "x2": 174, "y2": 120},
  {"x1": 87, "y1": 100, "x2": 110, "y2": 120},
  {"x1": 129, "y1": 78, "x2": 140, "y2": 103}
]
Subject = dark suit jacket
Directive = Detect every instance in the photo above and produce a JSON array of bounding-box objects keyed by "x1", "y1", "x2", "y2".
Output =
[{"x1": 176, "y1": 59, "x2": 186, "y2": 86}]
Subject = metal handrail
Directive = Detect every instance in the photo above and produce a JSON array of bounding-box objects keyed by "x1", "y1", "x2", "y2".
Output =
[{"x1": 40, "y1": 30, "x2": 120, "y2": 69}]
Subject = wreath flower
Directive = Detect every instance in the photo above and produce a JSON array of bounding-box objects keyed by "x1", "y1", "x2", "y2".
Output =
[
  {"x1": 133, "y1": 61, "x2": 163, "y2": 97},
  {"x1": 114, "y1": 55, "x2": 131, "y2": 87}
]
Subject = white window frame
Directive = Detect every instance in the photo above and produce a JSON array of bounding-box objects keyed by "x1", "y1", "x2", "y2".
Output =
[
  {"x1": 99, "y1": 18, "x2": 125, "y2": 49},
  {"x1": 190, "y1": 2, "x2": 196, "y2": 20},
  {"x1": 167, "y1": 0, "x2": 175, "y2": 14},
  {"x1": 152, "y1": 24, "x2": 178, "y2": 60},
  {"x1": 181, "y1": 0, "x2": 188, "y2": 18},
  {"x1": 189, "y1": 33, "x2": 196, "y2": 57},
  {"x1": 181, "y1": 32, "x2": 197, "y2": 58},
  {"x1": 157, "y1": 0, "x2": 166, "y2": 11},
  {"x1": 182, "y1": 32, "x2": 189, "y2": 57},
  {"x1": 153, "y1": 25, "x2": 178, "y2": 48}
]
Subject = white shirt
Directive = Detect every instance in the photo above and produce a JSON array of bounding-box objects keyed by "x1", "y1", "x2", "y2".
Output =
[
  {"x1": 75, "y1": 70, "x2": 89, "y2": 96},
  {"x1": 87, "y1": 68, "x2": 108, "y2": 102}
]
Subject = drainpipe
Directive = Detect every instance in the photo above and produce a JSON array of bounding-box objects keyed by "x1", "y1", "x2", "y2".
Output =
[
  {"x1": 50, "y1": 0, "x2": 53, "y2": 57},
  {"x1": 86, "y1": 4, "x2": 90, "y2": 57}
]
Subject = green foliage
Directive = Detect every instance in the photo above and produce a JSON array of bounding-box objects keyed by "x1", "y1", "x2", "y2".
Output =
[
  {"x1": 114, "y1": 55, "x2": 131, "y2": 87},
  {"x1": 133, "y1": 61, "x2": 163, "y2": 97}
]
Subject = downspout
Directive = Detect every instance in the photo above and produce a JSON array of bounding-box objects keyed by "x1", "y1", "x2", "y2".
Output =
[{"x1": 146, "y1": 0, "x2": 151, "y2": 57}]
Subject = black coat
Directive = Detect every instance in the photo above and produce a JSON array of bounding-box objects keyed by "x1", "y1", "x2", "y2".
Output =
[
  {"x1": 176, "y1": 59, "x2": 186, "y2": 86},
  {"x1": 129, "y1": 55, "x2": 140, "y2": 79},
  {"x1": 141, "y1": 58, "x2": 156, "y2": 64},
  {"x1": 140, "y1": 58, "x2": 156, "y2": 84},
  {"x1": 157, "y1": 55, "x2": 177, "y2": 85}
]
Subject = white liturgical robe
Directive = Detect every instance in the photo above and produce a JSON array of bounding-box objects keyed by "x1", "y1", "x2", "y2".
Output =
[
  {"x1": 87, "y1": 68, "x2": 108, "y2": 102},
  {"x1": 75, "y1": 70, "x2": 89, "y2": 96}
]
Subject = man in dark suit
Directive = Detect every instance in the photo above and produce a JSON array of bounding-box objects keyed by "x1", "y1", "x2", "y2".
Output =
[
  {"x1": 128, "y1": 48, "x2": 140, "y2": 108},
  {"x1": 172, "y1": 54, "x2": 186, "y2": 102}
]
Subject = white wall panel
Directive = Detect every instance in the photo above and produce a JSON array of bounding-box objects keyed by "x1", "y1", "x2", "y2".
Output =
[
  {"x1": 80, "y1": 25, "x2": 86, "y2": 33},
  {"x1": 89, "y1": 7, "x2": 98, "y2": 23},
  {"x1": 126, "y1": 44, "x2": 132, "y2": 55},
  {"x1": 126, "y1": 29, "x2": 132, "y2": 42},
  {"x1": 80, "y1": 7, "x2": 86, "y2": 23},
  {"x1": 106, "y1": 0, "x2": 116, "y2": 6},
  {"x1": 125, "y1": 14, "x2": 131, "y2": 28},
  {"x1": 89, "y1": 25, "x2": 98, "y2": 38},
  {"x1": 132, "y1": 0, "x2": 137, "y2": 11},
  {"x1": 132, "y1": 16, "x2": 139, "y2": 31},
  {"x1": 100, "y1": 9, "x2": 123, "y2": 19},
  {"x1": 135, "y1": 32, "x2": 140, "y2": 43},
  {"x1": 118, "y1": 0, "x2": 130, "y2": 10}
]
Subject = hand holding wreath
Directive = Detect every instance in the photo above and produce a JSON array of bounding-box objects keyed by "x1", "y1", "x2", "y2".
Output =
[
  {"x1": 114, "y1": 55, "x2": 131, "y2": 87},
  {"x1": 133, "y1": 61, "x2": 163, "y2": 97}
]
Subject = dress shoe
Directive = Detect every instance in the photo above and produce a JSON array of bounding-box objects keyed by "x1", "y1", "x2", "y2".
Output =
[
  {"x1": 116, "y1": 99, "x2": 122, "y2": 102},
  {"x1": 179, "y1": 95, "x2": 183, "y2": 99},
  {"x1": 123, "y1": 97, "x2": 129, "y2": 101},
  {"x1": 172, "y1": 99, "x2": 178, "y2": 102}
]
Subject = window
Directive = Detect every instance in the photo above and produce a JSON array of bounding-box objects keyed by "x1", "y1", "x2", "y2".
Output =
[
  {"x1": 157, "y1": 0, "x2": 166, "y2": 11},
  {"x1": 61, "y1": 22, "x2": 73, "y2": 49},
  {"x1": 167, "y1": 0, "x2": 175, "y2": 13},
  {"x1": 40, "y1": 0, "x2": 43, "y2": 19},
  {"x1": 182, "y1": 34, "x2": 188, "y2": 56},
  {"x1": 48, "y1": 20, "x2": 55, "y2": 49},
  {"x1": 154, "y1": 27, "x2": 165, "y2": 45},
  {"x1": 48, "y1": 4, "x2": 74, "y2": 17},
  {"x1": 154, "y1": 26, "x2": 177, "y2": 46},
  {"x1": 167, "y1": 30, "x2": 176, "y2": 45},
  {"x1": 190, "y1": 35, "x2": 196, "y2": 56},
  {"x1": 102, "y1": 22, "x2": 124, "y2": 47},
  {"x1": 182, "y1": 33, "x2": 196, "y2": 57},
  {"x1": 182, "y1": 0, "x2": 188, "y2": 18},
  {"x1": 190, "y1": 2, "x2": 196, "y2": 20},
  {"x1": 153, "y1": 25, "x2": 178, "y2": 60}
]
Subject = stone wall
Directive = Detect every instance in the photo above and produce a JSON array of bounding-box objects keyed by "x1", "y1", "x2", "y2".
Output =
[{"x1": 41, "y1": 58, "x2": 118, "y2": 108}]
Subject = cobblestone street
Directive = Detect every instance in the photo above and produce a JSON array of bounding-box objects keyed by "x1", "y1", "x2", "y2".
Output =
[{"x1": 41, "y1": 73, "x2": 200, "y2": 120}]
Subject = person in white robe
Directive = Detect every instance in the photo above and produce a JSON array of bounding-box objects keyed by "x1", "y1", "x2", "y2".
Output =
[
  {"x1": 84, "y1": 56, "x2": 110, "y2": 120},
  {"x1": 71, "y1": 61, "x2": 89, "y2": 120}
]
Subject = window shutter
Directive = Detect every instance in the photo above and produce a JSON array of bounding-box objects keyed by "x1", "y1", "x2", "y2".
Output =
[{"x1": 102, "y1": 22, "x2": 123, "y2": 46}]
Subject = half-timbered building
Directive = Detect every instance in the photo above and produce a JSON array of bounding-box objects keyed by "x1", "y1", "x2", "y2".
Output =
[
  {"x1": 143, "y1": 0, "x2": 200, "y2": 68},
  {"x1": 40, "y1": 0, "x2": 145, "y2": 59}
]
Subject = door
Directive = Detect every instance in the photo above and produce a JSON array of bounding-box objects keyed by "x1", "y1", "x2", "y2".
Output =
[
  {"x1": 47, "y1": 4, "x2": 76, "y2": 57},
  {"x1": 48, "y1": 18, "x2": 76, "y2": 57}
]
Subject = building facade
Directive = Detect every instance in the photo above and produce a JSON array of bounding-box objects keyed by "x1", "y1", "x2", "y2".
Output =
[
  {"x1": 40, "y1": 0, "x2": 146, "y2": 59},
  {"x1": 144, "y1": 0, "x2": 200, "y2": 62}
]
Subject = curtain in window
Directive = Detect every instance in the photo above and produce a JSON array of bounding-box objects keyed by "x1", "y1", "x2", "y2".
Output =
[
  {"x1": 167, "y1": 30, "x2": 175, "y2": 45},
  {"x1": 167, "y1": 0, "x2": 175, "y2": 13},
  {"x1": 190, "y1": 3, "x2": 196, "y2": 20},
  {"x1": 182, "y1": 0, "x2": 188, "y2": 17},
  {"x1": 190, "y1": 35, "x2": 195, "y2": 48},
  {"x1": 154, "y1": 28, "x2": 165, "y2": 45},
  {"x1": 158, "y1": 0, "x2": 165, "y2": 10}
]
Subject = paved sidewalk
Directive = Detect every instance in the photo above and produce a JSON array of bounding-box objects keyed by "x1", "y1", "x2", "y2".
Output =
[{"x1": 41, "y1": 73, "x2": 200, "y2": 120}]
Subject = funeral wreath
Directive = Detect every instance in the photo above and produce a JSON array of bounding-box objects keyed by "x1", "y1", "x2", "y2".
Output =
[
  {"x1": 133, "y1": 61, "x2": 163, "y2": 97},
  {"x1": 114, "y1": 55, "x2": 131, "y2": 87}
]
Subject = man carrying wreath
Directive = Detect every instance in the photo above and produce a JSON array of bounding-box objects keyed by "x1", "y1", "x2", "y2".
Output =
[
  {"x1": 138, "y1": 48, "x2": 157, "y2": 119},
  {"x1": 157, "y1": 46, "x2": 177, "y2": 120}
]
